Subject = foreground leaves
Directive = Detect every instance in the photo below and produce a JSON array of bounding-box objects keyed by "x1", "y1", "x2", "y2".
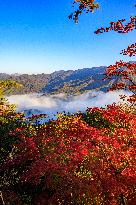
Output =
[{"x1": 0, "y1": 103, "x2": 136, "y2": 204}]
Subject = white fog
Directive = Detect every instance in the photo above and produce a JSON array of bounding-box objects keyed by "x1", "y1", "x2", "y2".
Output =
[{"x1": 7, "y1": 90, "x2": 131, "y2": 120}]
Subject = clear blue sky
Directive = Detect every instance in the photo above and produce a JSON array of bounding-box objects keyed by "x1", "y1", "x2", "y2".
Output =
[{"x1": 0, "y1": 0, "x2": 135, "y2": 74}]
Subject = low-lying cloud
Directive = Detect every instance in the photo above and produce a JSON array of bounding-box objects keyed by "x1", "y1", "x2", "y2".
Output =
[{"x1": 7, "y1": 90, "x2": 131, "y2": 119}]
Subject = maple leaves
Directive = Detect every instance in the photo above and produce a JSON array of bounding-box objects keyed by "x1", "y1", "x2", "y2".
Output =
[
  {"x1": 105, "y1": 60, "x2": 136, "y2": 103},
  {"x1": 94, "y1": 13, "x2": 136, "y2": 104},
  {"x1": 1, "y1": 83, "x2": 135, "y2": 205},
  {"x1": 94, "y1": 15, "x2": 136, "y2": 95},
  {"x1": 69, "y1": 0, "x2": 99, "y2": 23},
  {"x1": 95, "y1": 17, "x2": 136, "y2": 103},
  {"x1": 70, "y1": 1, "x2": 136, "y2": 104},
  {"x1": 1, "y1": 104, "x2": 136, "y2": 204},
  {"x1": 94, "y1": 16, "x2": 136, "y2": 34},
  {"x1": 121, "y1": 43, "x2": 136, "y2": 57},
  {"x1": 71, "y1": 1, "x2": 136, "y2": 104}
]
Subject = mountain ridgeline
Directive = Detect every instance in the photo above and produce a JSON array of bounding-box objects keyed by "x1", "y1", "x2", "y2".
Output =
[{"x1": 0, "y1": 66, "x2": 115, "y2": 95}]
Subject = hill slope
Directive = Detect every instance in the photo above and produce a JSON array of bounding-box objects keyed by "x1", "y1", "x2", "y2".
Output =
[{"x1": 0, "y1": 66, "x2": 113, "y2": 95}]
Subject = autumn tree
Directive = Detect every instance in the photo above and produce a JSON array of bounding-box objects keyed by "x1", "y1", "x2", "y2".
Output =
[
  {"x1": 68, "y1": 1, "x2": 136, "y2": 204},
  {"x1": 94, "y1": 17, "x2": 136, "y2": 104},
  {"x1": 71, "y1": 1, "x2": 136, "y2": 104},
  {"x1": 0, "y1": 80, "x2": 24, "y2": 205},
  {"x1": 1, "y1": 105, "x2": 136, "y2": 204}
]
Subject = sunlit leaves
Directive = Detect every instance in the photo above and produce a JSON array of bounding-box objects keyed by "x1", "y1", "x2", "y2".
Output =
[
  {"x1": 121, "y1": 43, "x2": 136, "y2": 57},
  {"x1": 0, "y1": 80, "x2": 22, "y2": 97},
  {"x1": 1, "y1": 103, "x2": 136, "y2": 204},
  {"x1": 69, "y1": 0, "x2": 99, "y2": 23},
  {"x1": 94, "y1": 13, "x2": 136, "y2": 105},
  {"x1": 95, "y1": 17, "x2": 136, "y2": 34}
]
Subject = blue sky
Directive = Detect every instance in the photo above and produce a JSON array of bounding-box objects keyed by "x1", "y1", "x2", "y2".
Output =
[{"x1": 0, "y1": 0, "x2": 135, "y2": 74}]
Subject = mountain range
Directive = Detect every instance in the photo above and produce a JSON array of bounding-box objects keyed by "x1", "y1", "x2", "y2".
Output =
[{"x1": 0, "y1": 66, "x2": 116, "y2": 95}]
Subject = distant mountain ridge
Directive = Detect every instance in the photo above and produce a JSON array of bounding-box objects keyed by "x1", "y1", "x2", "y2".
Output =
[{"x1": 0, "y1": 66, "x2": 114, "y2": 95}]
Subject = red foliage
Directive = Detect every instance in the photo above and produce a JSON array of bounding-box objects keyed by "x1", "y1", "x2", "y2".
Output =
[
  {"x1": 95, "y1": 17, "x2": 136, "y2": 34},
  {"x1": 94, "y1": 13, "x2": 136, "y2": 104},
  {"x1": 121, "y1": 43, "x2": 136, "y2": 57},
  {"x1": 69, "y1": 0, "x2": 99, "y2": 23},
  {"x1": 105, "y1": 61, "x2": 136, "y2": 103},
  {"x1": 1, "y1": 105, "x2": 136, "y2": 204}
]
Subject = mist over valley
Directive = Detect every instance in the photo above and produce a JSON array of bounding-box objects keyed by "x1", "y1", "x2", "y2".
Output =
[
  {"x1": 7, "y1": 90, "x2": 131, "y2": 120},
  {"x1": 2, "y1": 65, "x2": 133, "y2": 120}
]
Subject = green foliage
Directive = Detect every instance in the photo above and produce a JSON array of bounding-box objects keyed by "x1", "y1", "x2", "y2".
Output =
[
  {"x1": 0, "y1": 80, "x2": 24, "y2": 165},
  {"x1": 0, "y1": 80, "x2": 22, "y2": 97},
  {"x1": 82, "y1": 110, "x2": 114, "y2": 130}
]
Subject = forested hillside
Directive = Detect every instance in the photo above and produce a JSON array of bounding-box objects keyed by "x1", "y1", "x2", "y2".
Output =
[
  {"x1": 1, "y1": 61, "x2": 135, "y2": 95},
  {"x1": 0, "y1": 73, "x2": 50, "y2": 94},
  {"x1": 0, "y1": 66, "x2": 117, "y2": 94},
  {"x1": 0, "y1": 66, "x2": 112, "y2": 95}
]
